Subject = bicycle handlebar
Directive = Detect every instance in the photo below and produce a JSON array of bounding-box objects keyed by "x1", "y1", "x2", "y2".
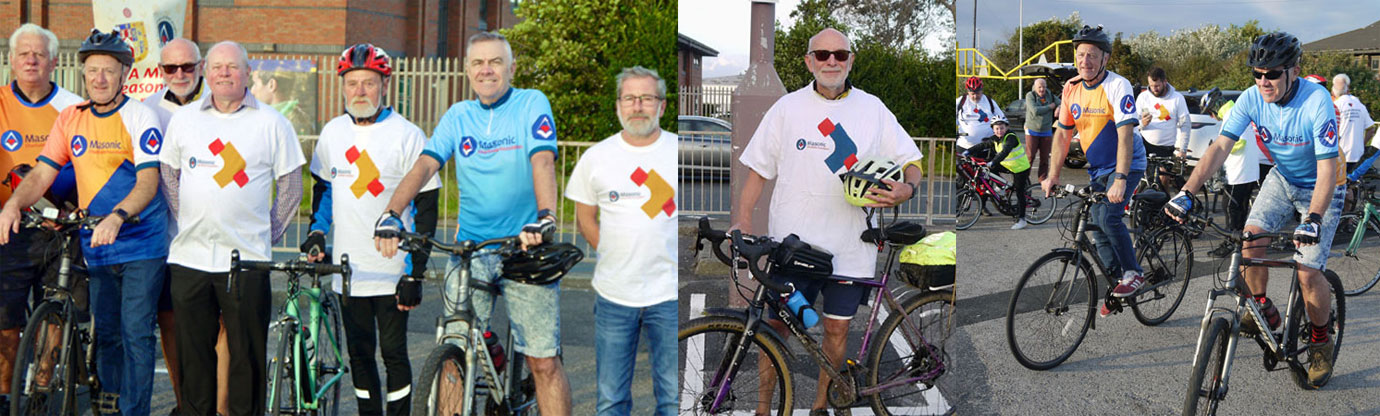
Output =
[
  {"x1": 395, "y1": 231, "x2": 524, "y2": 259},
  {"x1": 230, "y1": 249, "x2": 353, "y2": 298},
  {"x1": 693, "y1": 217, "x2": 795, "y2": 294},
  {"x1": 20, "y1": 208, "x2": 140, "y2": 230}
]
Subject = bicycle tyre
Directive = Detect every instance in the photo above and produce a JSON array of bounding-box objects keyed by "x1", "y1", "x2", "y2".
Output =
[
  {"x1": 1288, "y1": 270, "x2": 1345, "y2": 391},
  {"x1": 312, "y1": 291, "x2": 344, "y2": 416},
  {"x1": 415, "y1": 343, "x2": 469, "y2": 416},
  {"x1": 11, "y1": 301, "x2": 73, "y2": 415},
  {"x1": 266, "y1": 322, "x2": 297, "y2": 414},
  {"x1": 1025, "y1": 184, "x2": 1057, "y2": 225},
  {"x1": 679, "y1": 316, "x2": 793, "y2": 416},
  {"x1": 1006, "y1": 250, "x2": 1097, "y2": 370},
  {"x1": 1131, "y1": 227, "x2": 1193, "y2": 326},
  {"x1": 955, "y1": 189, "x2": 981, "y2": 230},
  {"x1": 1182, "y1": 316, "x2": 1232, "y2": 415},
  {"x1": 865, "y1": 290, "x2": 956, "y2": 416},
  {"x1": 1330, "y1": 214, "x2": 1380, "y2": 296}
]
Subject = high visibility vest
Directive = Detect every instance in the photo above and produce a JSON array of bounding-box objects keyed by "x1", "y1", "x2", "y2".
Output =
[{"x1": 995, "y1": 133, "x2": 1030, "y2": 173}]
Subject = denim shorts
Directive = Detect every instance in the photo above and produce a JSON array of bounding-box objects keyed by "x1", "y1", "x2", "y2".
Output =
[
  {"x1": 445, "y1": 253, "x2": 561, "y2": 358},
  {"x1": 1245, "y1": 169, "x2": 1344, "y2": 271}
]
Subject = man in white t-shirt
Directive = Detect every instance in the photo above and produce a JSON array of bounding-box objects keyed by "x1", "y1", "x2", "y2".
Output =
[
  {"x1": 159, "y1": 41, "x2": 306, "y2": 415},
  {"x1": 300, "y1": 43, "x2": 440, "y2": 416},
  {"x1": 956, "y1": 76, "x2": 1003, "y2": 150},
  {"x1": 565, "y1": 66, "x2": 676, "y2": 416},
  {"x1": 1136, "y1": 67, "x2": 1190, "y2": 157},
  {"x1": 1331, "y1": 73, "x2": 1373, "y2": 173},
  {"x1": 736, "y1": 28, "x2": 923, "y2": 416}
]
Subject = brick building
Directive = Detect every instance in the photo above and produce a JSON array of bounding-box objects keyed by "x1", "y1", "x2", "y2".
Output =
[{"x1": 0, "y1": 0, "x2": 520, "y2": 58}]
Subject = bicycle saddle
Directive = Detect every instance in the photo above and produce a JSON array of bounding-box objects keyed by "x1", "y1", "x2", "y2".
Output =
[
  {"x1": 860, "y1": 221, "x2": 927, "y2": 246},
  {"x1": 1133, "y1": 189, "x2": 1168, "y2": 206}
]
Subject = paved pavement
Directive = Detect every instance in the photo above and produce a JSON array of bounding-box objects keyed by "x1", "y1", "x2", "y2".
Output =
[{"x1": 955, "y1": 168, "x2": 1380, "y2": 415}]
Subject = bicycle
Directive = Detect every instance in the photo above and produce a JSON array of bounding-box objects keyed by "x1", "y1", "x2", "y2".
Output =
[
  {"x1": 10, "y1": 209, "x2": 134, "y2": 415},
  {"x1": 1329, "y1": 192, "x2": 1380, "y2": 296},
  {"x1": 399, "y1": 229, "x2": 577, "y2": 416},
  {"x1": 1004, "y1": 184, "x2": 1194, "y2": 370},
  {"x1": 1179, "y1": 209, "x2": 1345, "y2": 414},
  {"x1": 679, "y1": 214, "x2": 955, "y2": 415},
  {"x1": 232, "y1": 250, "x2": 352, "y2": 415},
  {"x1": 955, "y1": 154, "x2": 1057, "y2": 230},
  {"x1": 1127, "y1": 155, "x2": 1192, "y2": 234}
]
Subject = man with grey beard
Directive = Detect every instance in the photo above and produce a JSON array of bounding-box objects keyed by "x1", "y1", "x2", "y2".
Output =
[{"x1": 564, "y1": 66, "x2": 676, "y2": 415}]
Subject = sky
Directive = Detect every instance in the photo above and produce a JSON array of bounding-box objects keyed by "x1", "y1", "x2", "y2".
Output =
[
  {"x1": 956, "y1": 0, "x2": 1380, "y2": 51},
  {"x1": 679, "y1": 0, "x2": 951, "y2": 79}
]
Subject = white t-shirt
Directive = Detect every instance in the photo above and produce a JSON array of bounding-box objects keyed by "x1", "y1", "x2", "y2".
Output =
[
  {"x1": 741, "y1": 84, "x2": 923, "y2": 278},
  {"x1": 161, "y1": 93, "x2": 306, "y2": 272},
  {"x1": 1135, "y1": 86, "x2": 1190, "y2": 149},
  {"x1": 1222, "y1": 122, "x2": 1264, "y2": 185},
  {"x1": 142, "y1": 83, "x2": 207, "y2": 129},
  {"x1": 563, "y1": 130, "x2": 677, "y2": 307},
  {"x1": 310, "y1": 112, "x2": 441, "y2": 296},
  {"x1": 956, "y1": 94, "x2": 1003, "y2": 148},
  {"x1": 1334, "y1": 94, "x2": 1373, "y2": 163}
]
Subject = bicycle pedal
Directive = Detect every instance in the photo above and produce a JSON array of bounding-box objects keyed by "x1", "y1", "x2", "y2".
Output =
[{"x1": 92, "y1": 391, "x2": 119, "y2": 414}]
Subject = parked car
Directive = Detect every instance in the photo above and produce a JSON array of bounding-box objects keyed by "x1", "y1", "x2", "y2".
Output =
[
  {"x1": 1179, "y1": 89, "x2": 1243, "y2": 161},
  {"x1": 679, "y1": 115, "x2": 732, "y2": 177}
]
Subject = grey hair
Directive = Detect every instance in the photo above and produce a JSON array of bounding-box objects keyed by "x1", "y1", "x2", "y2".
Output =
[
  {"x1": 1333, "y1": 73, "x2": 1351, "y2": 89},
  {"x1": 465, "y1": 32, "x2": 513, "y2": 63},
  {"x1": 9, "y1": 23, "x2": 58, "y2": 59},
  {"x1": 161, "y1": 38, "x2": 202, "y2": 63},
  {"x1": 807, "y1": 28, "x2": 853, "y2": 52},
  {"x1": 207, "y1": 41, "x2": 250, "y2": 69},
  {"x1": 616, "y1": 66, "x2": 666, "y2": 98}
]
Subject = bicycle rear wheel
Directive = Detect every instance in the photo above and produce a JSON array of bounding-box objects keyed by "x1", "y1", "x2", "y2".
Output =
[
  {"x1": 1183, "y1": 316, "x2": 1232, "y2": 415},
  {"x1": 1329, "y1": 214, "x2": 1380, "y2": 296},
  {"x1": 11, "y1": 301, "x2": 73, "y2": 415},
  {"x1": 865, "y1": 290, "x2": 956, "y2": 416},
  {"x1": 1006, "y1": 250, "x2": 1097, "y2": 370},
  {"x1": 679, "y1": 316, "x2": 793, "y2": 416},
  {"x1": 266, "y1": 322, "x2": 298, "y2": 414},
  {"x1": 955, "y1": 189, "x2": 981, "y2": 230},
  {"x1": 415, "y1": 343, "x2": 469, "y2": 416},
  {"x1": 1288, "y1": 270, "x2": 1345, "y2": 390},
  {"x1": 1131, "y1": 228, "x2": 1193, "y2": 326},
  {"x1": 1024, "y1": 184, "x2": 1057, "y2": 225}
]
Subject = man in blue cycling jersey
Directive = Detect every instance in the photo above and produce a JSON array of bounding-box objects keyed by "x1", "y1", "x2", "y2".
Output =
[
  {"x1": 1167, "y1": 32, "x2": 1342, "y2": 389},
  {"x1": 373, "y1": 32, "x2": 569, "y2": 414}
]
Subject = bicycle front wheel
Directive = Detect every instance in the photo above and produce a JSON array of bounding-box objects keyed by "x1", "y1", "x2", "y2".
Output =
[
  {"x1": 1006, "y1": 250, "x2": 1097, "y2": 370},
  {"x1": 955, "y1": 189, "x2": 981, "y2": 230},
  {"x1": 679, "y1": 316, "x2": 793, "y2": 416},
  {"x1": 11, "y1": 301, "x2": 73, "y2": 415},
  {"x1": 1288, "y1": 270, "x2": 1345, "y2": 391},
  {"x1": 1329, "y1": 214, "x2": 1380, "y2": 296},
  {"x1": 1024, "y1": 184, "x2": 1057, "y2": 225},
  {"x1": 311, "y1": 292, "x2": 345, "y2": 415},
  {"x1": 415, "y1": 343, "x2": 469, "y2": 416},
  {"x1": 865, "y1": 290, "x2": 956, "y2": 416},
  {"x1": 266, "y1": 322, "x2": 298, "y2": 414},
  {"x1": 1183, "y1": 316, "x2": 1232, "y2": 416},
  {"x1": 1131, "y1": 228, "x2": 1193, "y2": 326}
]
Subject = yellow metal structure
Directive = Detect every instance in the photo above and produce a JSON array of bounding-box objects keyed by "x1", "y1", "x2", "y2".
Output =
[{"x1": 955, "y1": 40, "x2": 1072, "y2": 81}]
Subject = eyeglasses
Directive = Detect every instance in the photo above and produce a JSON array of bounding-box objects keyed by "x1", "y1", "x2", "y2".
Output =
[
  {"x1": 160, "y1": 62, "x2": 199, "y2": 74},
  {"x1": 618, "y1": 95, "x2": 663, "y2": 106},
  {"x1": 808, "y1": 49, "x2": 851, "y2": 62},
  {"x1": 1251, "y1": 69, "x2": 1285, "y2": 80}
]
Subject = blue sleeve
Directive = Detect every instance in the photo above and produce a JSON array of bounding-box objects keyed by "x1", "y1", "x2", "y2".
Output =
[
  {"x1": 424, "y1": 107, "x2": 460, "y2": 165},
  {"x1": 1220, "y1": 91, "x2": 1257, "y2": 141},
  {"x1": 525, "y1": 91, "x2": 558, "y2": 159},
  {"x1": 309, "y1": 175, "x2": 333, "y2": 234},
  {"x1": 1350, "y1": 150, "x2": 1380, "y2": 182}
]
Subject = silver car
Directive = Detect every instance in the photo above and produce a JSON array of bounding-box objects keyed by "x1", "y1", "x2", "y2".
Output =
[{"x1": 679, "y1": 115, "x2": 732, "y2": 177}]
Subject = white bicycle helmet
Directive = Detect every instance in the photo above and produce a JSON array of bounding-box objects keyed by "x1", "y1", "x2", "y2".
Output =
[{"x1": 841, "y1": 157, "x2": 904, "y2": 207}]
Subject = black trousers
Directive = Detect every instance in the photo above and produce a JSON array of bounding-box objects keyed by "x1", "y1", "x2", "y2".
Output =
[
  {"x1": 169, "y1": 264, "x2": 271, "y2": 416},
  {"x1": 992, "y1": 164, "x2": 1031, "y2": 220},
  {"x1": 1226, "y1": 165, "x2": 1274, "y2": 231},
  {"x1": 342, "y1": 294, "x2": 411, "y2": 416}
]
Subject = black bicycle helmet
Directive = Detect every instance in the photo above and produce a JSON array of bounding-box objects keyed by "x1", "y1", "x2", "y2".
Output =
[
  {"x1": 1247, "y1": 32, "x2": 1300, "y2": 69},
  {"x1": 78, "y1": 28, "x2": 133, "y2": 66},
  {"x1": 1071, "y1": 25, "x2": 1112, "y2": 53},
  {"x1": 503, "y1": 243, "x2": 584, "y2": 285},
  {"x1": 1199, "y1": 87, "x2": 1224, "y2": 115}
]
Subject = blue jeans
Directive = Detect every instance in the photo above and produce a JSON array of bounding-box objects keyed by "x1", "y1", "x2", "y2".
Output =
[
  {"x1": 88, "y1": 257, "x2": 165, "y2": 416},
  {"x1": 594, "y1": 296, "x2": 677, "y2": 416},
  {"x1": 1089, "y1": 171, "x2": 1144, "y2": 276}
]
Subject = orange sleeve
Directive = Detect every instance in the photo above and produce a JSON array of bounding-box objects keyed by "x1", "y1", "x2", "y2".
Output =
[
  {"x1": 1056, "y1": 89, "x2": 1074, "y2": 129},
  {"x1": 37, "y1": 110, "x2": 72, "y2": 168}
]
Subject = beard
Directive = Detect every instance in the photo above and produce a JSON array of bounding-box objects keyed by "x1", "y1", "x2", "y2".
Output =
[
  {"x1": 618, "y1": 110, "x2": 661, "y2": 137},
  {"x1": 346, "y1": 98, "x2": 379, "y2": 119}
]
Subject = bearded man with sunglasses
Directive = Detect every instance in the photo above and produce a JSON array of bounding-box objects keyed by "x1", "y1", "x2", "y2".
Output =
[
  {"x1": 736, "y1": 28, "x2": 923, "y2": 416},
  {"x1": 1166, "y1": 32, "x2": 1343, "y2": 389}
]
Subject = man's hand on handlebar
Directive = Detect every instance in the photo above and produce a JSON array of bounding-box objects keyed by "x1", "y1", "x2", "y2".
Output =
[
  {"x1": 1165, "y1": 190, "x2": 1194, "y2": 223},
  {"x1": 519, "y1": 209, "x2": 555, "y2": 250},
  {"x1": 373, "y1": 210, "x2": 404, "y2": 259},
  {"x1": 301, "y1": 230, "x2": 328, "y2": 262}
]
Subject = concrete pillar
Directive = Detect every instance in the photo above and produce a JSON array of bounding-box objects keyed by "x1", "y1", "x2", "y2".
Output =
[{"x1": 730, "y1": 0, "x2": 787, "y2": 234}]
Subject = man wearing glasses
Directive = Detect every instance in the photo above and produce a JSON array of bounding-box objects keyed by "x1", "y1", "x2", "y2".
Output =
[
  {"x1": 1167, "y1": 32, "x2": 1342, "y2": 388},
  {"x1": 565, "y1": 66, "x2": 676, "y2": 415},
  {"x1": 736, "y1": 28, "x2": 923, "y2": 416},
  {"x1": 373, "y1": 31, "x2": 568, "y2": 414}
]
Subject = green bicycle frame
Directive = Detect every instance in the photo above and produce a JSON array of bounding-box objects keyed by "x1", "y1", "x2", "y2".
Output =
[
  {"x1": 1343, "y1": 198, "x2": 1380, "y2": 254},
  {"x1": 284, "y1": 283, "x2": 348, "y2": 410}
]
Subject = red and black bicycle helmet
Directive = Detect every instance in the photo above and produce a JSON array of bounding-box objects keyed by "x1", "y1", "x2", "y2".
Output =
[
  {"x1": 503, "y1": 243, "x2": 584, "y2": 285},
  {"x1": 337, "y1": 43, "x2": 392, "y2": 77},
  {"x1": 964, "y1": 76, "x2": 983, "y2": 91}
]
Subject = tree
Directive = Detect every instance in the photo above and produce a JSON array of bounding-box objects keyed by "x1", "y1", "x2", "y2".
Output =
[
  {"x1": 836, "y1": 0, "x2": 955, "y2": 51},
  {"x1": 502, "y1": 0, "x2": 677, "y2": 142}
]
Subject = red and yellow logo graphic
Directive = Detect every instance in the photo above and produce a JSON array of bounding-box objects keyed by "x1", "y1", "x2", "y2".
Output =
[
  {"x1": 1153, "y1": 103, "x2": 1170, "y2": 121},
  {"x1": 631, "y1": 167, "x2": 674, "y2": 218},
  {"x1": 346, "y1": 145, "x2": 383, "y2": 198},
  {"x1": 209, "y1": 138, "x2": 247, "y2": 188}
]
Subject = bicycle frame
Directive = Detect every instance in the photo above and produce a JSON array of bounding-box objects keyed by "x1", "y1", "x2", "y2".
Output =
[
  {"x1": 275, "y1": 276, "x2": 349, "y2": 410},
  {"x1": 1341, "y1": 199, "x2": 1379, "y2": 255}
]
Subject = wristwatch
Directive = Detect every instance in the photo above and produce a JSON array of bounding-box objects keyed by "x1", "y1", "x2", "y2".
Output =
[
  {"x1": 1112, "y1": 172, "x2": 1128, "y2": 181},
  {"x1": 112, "y1": 208, "x2": 130, "y2": 221},
  {"x1": 536, "y1": 208, "x2": 556, "y2": 222}
]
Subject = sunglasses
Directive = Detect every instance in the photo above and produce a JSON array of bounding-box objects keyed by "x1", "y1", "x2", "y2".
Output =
[
  {"x1": 1251, "y1": 69, "x2": 1285, "y2": 80},
  {"x1": 808, "y1": 49, "x2": 851, "y2": 62},
  {"x1": 160, "y1": 62, "x2": 199, "y2": 74}
]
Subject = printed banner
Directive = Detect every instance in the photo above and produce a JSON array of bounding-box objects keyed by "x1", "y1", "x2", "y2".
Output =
[
  {"x1": 250, "y1": 59, "x2": 320, "y2": 136},
  {"x1": 92, "y1": 0, "x2": 186, "y2": 99}
]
